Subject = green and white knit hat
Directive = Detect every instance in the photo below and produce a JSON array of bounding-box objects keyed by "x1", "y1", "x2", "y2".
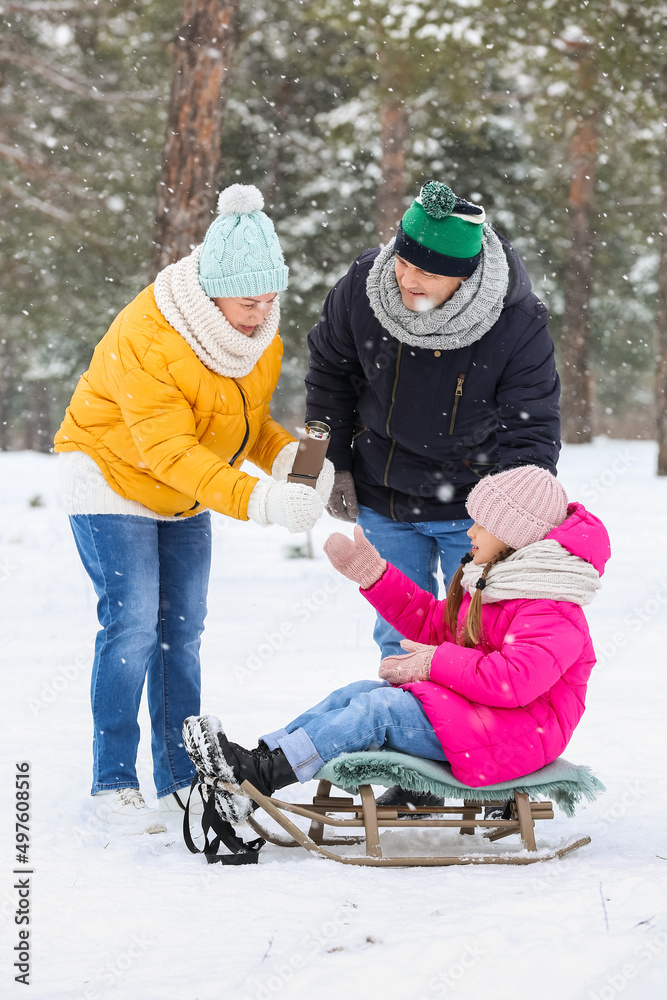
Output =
[
  {"x1": 395, "y1": 180, "x2": 486, "y2": 277},
  {"x1": 198, "y1": 184, "x2": 289, "y2": 298}
]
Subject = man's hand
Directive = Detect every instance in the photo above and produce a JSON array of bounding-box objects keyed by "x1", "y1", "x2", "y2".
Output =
[
  {"x1": 379, "y1": 639, "x2": 436, "y2": 684},
  {"x1": 326, "y1": 470, "x2": 359, "y2": 522}
]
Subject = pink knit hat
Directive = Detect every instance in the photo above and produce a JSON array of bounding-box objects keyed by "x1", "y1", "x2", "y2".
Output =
[{"x1": 466, "y1": 466, "x2": 569, "y2": 549}]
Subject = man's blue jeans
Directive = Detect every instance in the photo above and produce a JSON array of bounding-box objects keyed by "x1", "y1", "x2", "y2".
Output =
[
  {"x1": 69, "y1": 512, "x2": 211, "y2": 797},
  {"x1": 262, "y1": 679, "x2": 446, "y2": 783},
  {"x1": 356, "y1": 505, "x2": 474, "y2": 658}
]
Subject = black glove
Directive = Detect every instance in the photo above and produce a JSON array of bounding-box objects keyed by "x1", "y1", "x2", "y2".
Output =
[{"x1": 326, "y1": 470, "x2": 359, "y2": 522}]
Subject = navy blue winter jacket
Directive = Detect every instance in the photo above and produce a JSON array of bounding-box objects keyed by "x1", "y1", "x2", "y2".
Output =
[{"x1": 305, "y1": 235, "x2": 561, "y2": 521}]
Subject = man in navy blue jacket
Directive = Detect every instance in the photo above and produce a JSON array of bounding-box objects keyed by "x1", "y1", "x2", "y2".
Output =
[{"x1": 306, "y1": 180, "x2": 561, "y2": 658}]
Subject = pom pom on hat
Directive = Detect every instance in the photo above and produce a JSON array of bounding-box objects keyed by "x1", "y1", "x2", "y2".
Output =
[
  {"x1": 217, "y1": 184, "x2": 264, "y2": 217},
  {"x1": 419, "y1": 181, "x2": 456, "y2": 220},
  {"x1": 395, "y1": 179, "x2": 487, "y2": 277},
  {"x1": 466, "y1": 466, "x2": 569, "y2": 550},
  {"x1": 198, "y1": 183, "x2": 288, "y2": 298}
]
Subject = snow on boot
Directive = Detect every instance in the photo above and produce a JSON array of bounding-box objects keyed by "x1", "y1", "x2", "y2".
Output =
[
  {"x1": 182, "y1": 715, "x2": 297, "y2": 823},
  {"x1": 182, "y1": 714, "x2": 253, "y2": 824}
]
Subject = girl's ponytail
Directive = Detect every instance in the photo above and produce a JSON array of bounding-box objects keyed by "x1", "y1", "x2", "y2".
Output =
[
  {"x1": 446, "y1": 553, "x2": 472, "y2": 638},
  {"x1": 446, "y1": 548, "x2": 515, "y2": 647}
]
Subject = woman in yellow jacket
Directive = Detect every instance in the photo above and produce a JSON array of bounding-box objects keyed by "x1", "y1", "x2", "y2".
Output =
[{"x1": 55, "y1": 185, "x2": 332, "y2": 834}]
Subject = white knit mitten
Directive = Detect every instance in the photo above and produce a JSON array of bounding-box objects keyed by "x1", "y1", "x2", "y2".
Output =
[
  {"x1": 271, "y1": 442, "x2": 335, "y2": 507},
  {"x1": 313, "y1": 458, "x2": 335, "y2": 504},
  {"x1": 271, "y1": 441, "x2": 299, "y2": 480},
  {"x1": 247, "y1": 480, "x2": 324, "y2": 533}
]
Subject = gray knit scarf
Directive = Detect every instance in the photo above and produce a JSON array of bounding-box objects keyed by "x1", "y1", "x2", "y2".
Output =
[
  {"x1": 365, "y1": 224, "x2": 509, "y2": 350},
  {"x1": 153, "y1": 246, "x2": 280, "y2": 378},
  {"x1": 461, "y1": 540, "x2": 601, "y2": 607}
]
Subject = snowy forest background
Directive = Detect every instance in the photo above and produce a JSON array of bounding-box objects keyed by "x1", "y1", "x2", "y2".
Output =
[{"x1": 1, "y1": 0, "x2": 666, "y2": 458}]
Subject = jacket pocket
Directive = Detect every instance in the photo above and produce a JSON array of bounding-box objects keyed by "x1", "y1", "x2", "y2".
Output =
[{"x1": 464, "y1": 459, "x2": 500, "y2": 479}]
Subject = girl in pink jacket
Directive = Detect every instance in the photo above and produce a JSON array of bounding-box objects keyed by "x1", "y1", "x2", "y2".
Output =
[{"x1": 183, "y1": 466, "x2": 610, "y2": 823}]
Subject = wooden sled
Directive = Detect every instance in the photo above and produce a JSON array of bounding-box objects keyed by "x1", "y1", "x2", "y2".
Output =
[{"x1": 238, "y1": 751, "x2": 605, "y2": 867}]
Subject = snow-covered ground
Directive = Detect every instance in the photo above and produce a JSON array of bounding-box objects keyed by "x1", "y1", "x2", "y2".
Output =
[{"x1": 1, "y1": 440, "x2": 666, "y2": 1000}]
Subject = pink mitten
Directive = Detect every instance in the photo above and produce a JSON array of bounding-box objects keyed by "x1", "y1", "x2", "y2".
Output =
[
  {"x1": 379, "y1": 639, "x2": 436, "y2": 684},
  {"x1": 323, "y1": 524, "x2": 387, "y2": 589}
]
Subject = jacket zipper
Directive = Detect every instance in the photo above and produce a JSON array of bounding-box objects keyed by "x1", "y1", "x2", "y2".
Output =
[
  {"x1": 175, "y1": 383, "x2": 248, "y2": 516},
  {"x1": 448, "y1": 373, "x2": 465, "y2": 436},
  {"x1": 383, "y1": 343, "x2": 403, "y2": 487},
  {"x1": 230, "y1": 382, "x2": 250, "y2": 466}
]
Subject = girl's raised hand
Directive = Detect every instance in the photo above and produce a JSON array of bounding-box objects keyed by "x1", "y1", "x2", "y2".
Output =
[{"x1": 323, "y1": 524, "x2": 387, "y2": 589}]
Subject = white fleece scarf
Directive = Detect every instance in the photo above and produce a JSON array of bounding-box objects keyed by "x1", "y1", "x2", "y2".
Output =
[
  {"x1": 461, "y1": 539, "x2": 601, "y2": 607},
  {"x1": 153, "y1": 246, "x2": 280, "y2": 378}
]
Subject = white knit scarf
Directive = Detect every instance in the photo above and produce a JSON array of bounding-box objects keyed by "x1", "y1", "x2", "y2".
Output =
[
  {"x1": 365, "y1": 224, "x2": 509, "y2": 351},
  {"x1": 153, "y1": 246, "x2": 280, "y2": 378},
  {"x1": 460, "y1": 540, "x2": 601, "y2": 607}
]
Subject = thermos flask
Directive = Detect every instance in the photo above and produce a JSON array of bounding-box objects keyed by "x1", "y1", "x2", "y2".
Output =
[{"x1": 287, "y1": 421, "x2": 331, "y2": 488}]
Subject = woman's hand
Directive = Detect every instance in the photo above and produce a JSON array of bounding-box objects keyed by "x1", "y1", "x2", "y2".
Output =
[
  {"x1": 271, "y1": 442, "x2": 334, "y2": 504},
  {"x1": 247, "y1": 479, "x2": 324, "y2": 533},
  {"x1": 379, "y1": 639, "x2": 436, "y2": 684},
  {"x1": 323, "y1": 524, "x2": 387, "y2": 589},
  {"x1": 314, "y1": 458, "x2": 335, "y2": 504}
]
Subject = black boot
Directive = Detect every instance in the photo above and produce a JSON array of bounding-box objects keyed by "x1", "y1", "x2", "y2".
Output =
[
  {"x1": 376, "y1": 784, "x2": 445, "y2": 811},
  {"x1": 217, "y1": 735, "x2": 297, "y2": 798},
  {"x1": 183, "y1": 715, "x2": 297, "y2": 827}
]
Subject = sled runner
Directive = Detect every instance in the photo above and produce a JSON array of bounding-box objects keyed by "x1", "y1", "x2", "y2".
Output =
[{"x1": 187, "y1": 751, "x2": 605, "y2": 867}]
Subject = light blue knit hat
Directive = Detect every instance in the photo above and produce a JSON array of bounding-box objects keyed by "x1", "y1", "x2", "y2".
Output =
[{"x1": 198, "y1": 184, "x2": 289, "y2": 298}]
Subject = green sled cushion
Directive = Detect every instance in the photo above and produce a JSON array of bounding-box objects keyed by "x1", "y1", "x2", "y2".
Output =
[{"x1": 315, "y1": 752, "x2": 605, "y2": 817}]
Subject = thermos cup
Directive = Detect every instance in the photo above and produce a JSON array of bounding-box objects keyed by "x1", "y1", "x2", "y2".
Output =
[{"x1": 287, "y1": 421, "x2": 331, "y2": 488}]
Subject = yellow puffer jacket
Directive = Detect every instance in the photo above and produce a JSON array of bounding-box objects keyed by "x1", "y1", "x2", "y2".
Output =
[{"x1": 54, "y1": 285, "x2": 295, "y2": 519}]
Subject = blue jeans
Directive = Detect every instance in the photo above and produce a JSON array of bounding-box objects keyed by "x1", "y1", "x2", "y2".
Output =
[
  {"x1": 69, "y1": 513, "x2": 211, "y2": 797},
  {"x1": 262, "y1": 679, "x2": 446, "y2": 783},
  {"x1": 357, "y1": 505, "x2": 474, "y2": 658}
]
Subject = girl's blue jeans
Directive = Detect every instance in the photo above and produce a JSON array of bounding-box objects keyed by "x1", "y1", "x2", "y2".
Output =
[
  {"x1": 262, "y1": 679, "x2": 446, "y2": 783},
  {"x1": 69, "y1": 512, "x2": 211, "y2": 797},
  {"x1": 356, "y1": 505, "x2": 473, "y2": 658}
]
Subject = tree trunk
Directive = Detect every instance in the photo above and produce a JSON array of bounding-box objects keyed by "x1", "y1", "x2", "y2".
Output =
[
  {"x1": 656, "y1": 61, "x2": 667, "y2": 475},
  {"x1": 560, "y1": 45, "x2": 598, "y2": 444},
  {"x1": 22, "y1": 380, "x2": 51, "y2": 453},
  {"x1": 148, "y1": 0, "x2": 239, "y2": 279},
  {"x1": 376, "y1": 95, "x2": 409, "y2": 242},
  {"x1": 375, "y1": 42, "x2": 409, "y2": 243},
  {"x1": 0, "y1": 337, "x2": 14, "y2": 451}
]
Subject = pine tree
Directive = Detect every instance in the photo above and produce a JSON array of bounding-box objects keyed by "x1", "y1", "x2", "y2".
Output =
[
  {"x1": 0, "y1": 0, "x2": 179, "y2": 448},
  {"x1": 149, "y1": 0, "x2": 239, "y2": 276}
]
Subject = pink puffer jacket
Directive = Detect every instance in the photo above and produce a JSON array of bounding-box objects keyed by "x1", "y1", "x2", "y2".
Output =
[{"x1": 362, "y1": 503, "x2": 610, "y2": 786}]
